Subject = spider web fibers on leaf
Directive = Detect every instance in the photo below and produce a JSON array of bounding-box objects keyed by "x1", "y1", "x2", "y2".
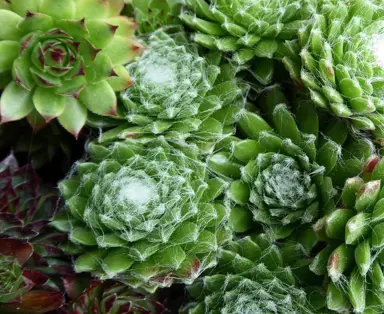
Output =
[
  {"x1": 100, "y1": 28, "x2": 249, "y2": 155},
  {"x1": 50, "y1": 137, "x2": 233, "y2": 293},
  {"x1": 283, "y1": 0, "x2": 384, "y2": 143},
  {"x1": 180, "y1": 235, "x2": 320, "y2": 314}
]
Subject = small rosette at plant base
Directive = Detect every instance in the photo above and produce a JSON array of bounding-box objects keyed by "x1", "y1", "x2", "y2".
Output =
[
  {"x1": 59, "y1": 280, "x2": 168, "y2": 314},
  {"x1": 0, "y1": 0, "x2": 143, "y2": 137},
  {"x1": 310, "y1": 156, "x2": 384, "y2": 313},
  {"x1": 51, "y1": 138, "x2": 232, "y2": 292},
  {"x1": 181, "y1": 235, "x2": 319, "y2": 314},
  {"x1": 100, "y1": 29, "x2": 247, "y2": 155},
  {"x1": 207, "y1": 85, "x2": 374, "y2": 239},
  {"x1": 284, "y1": 0, "x2": 384, "y2": 138},
  {"x1": 0, "y1": 238, "x2": 65, "y2": 314}
]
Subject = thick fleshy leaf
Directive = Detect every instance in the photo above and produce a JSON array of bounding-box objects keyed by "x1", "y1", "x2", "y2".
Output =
[
  {"x1": 0, "y1": 40, "x2": 20, "y2": 72},
  {"x1": 75, "y1": 0, "x2": 109, "y2": 19},
  {"x1": 0, "y1": 238, "x2": 33, "y2": 265},
  {"x1": 86, "y1": 20, "x2": 117, "y2": 49},
  {"x1": 0, "y1": 9, "x2": 22, "y2": 40},
  {"x1": 79, "y1": 80, "x2": 117, "y2": 116},
  {"x1": 17, "y1": 12, "x2": 54, "y2": 36},
  {"x1": 0, "y1": 82, "x2": 34, "y2": 122},
  {"x1": 106, "y1": 65, "x2": 133, "y2": 91},
  {"x1": 9, "y1": 0, "x2": 39, "y2": 16},
  {"x1": 39, "y1": 0, "x2": 76, "y2": 19},
  {"x1": 27, "y1": 109, "x2": 48, "y2": 131},
  {"x1": 106, "y1": 16, "x2": 136, "y2": 37},
  {"x1": 33, "y1": 87, "x2": 66, "y2": 122},
  {"x1": 12, "y1": 57, "x2": 35, "y2": 90},
  {"x1": 0, "y1": 290, "x2": 65, "y2": 314},
  {"x1": 102, "y1": 35, "x2": 144, "y2": 65},
  {"x1": 107, "y1": 0, "x2": 124, "y2": 17},
  {"x1": 57, "y1": 97, "x2": 87, "y2": 138}
]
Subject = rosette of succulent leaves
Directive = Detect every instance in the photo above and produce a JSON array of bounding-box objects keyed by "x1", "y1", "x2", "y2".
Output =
[
  {"x1": 0, "y1": 0, "x2": 144, "y2": 137},
  {"x1": 309, "y1": 155, "x2": 384, "y2": 313},
  {"x1": 60, "y1": 279, "x2": 169, "y2": 314},
  {"x1": 99, "y1": 28, "x2": 249, "y2": 155},
  {"x1": 207, "y1": 85, "x2": 374, "y2": 240},
  {"x1": 51, "y1": 137, "x2": 233, "y2": 293},
  {"x1": 181, "y1": 235, "x2": 326, "y2": 314},
  {"x1": 0, "y1": 154, "x2": 74, "y2": 314},
  {"x1": 283, "y1": 0, "x2": 384, "y2": 143},
  {"x1": 179, "y1": 0, "x2": 317, "y2": 85}
]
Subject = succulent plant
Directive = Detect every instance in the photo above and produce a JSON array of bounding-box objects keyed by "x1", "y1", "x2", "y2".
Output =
[
  {"x1": 0, "y1": 153, "x2": 58, "y2": 239},
  {"x1": 131, "y1": 0, "x2": 183, "y2": 34},
  {"x1": 51, "y1": 137, "x2": 232, "y2": 292},
  {"x1": 181, "y1": 235, "x2": 319, "y2": 314},
  {"x1": 310, "y1": 155, "x2": 384, "y2": 313},
  {"x1": 0, "y1": 0, "x2": 143, "y2": 137},
  {"x1": 179, "y1": 0, "x2": 315, "y2": 84},
  {"x1": 0, "y1": 238, "x2": 65, "y2": 314},
  {"x1": 0, "y1": 153, "x2": 73, "y2": 278},
  {"x1": 207, "y1": 85, "x2": 374, "y2": 239},
  {"x1": 60, "y1": 280, "x2": 168, "y2": 314},
  {"x1": 100, "y1": 29, "x2": 247, "y2": 155},
  {"x1": 284, "y1": 0, "x2": 384, "y2": 139}
]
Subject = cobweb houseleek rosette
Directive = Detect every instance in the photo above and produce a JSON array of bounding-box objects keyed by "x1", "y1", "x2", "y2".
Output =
[
  {"x1": 0, "y1": 0, "x2": 143, "y2": 137},
  {"x1": 309, "y1": 156, "x2": 384, "y2": 313},
  {"x1": 181, "y1": 235, "x2": 319, "y2": 314},
  {"x1": 284, "y1": 0, "x2": 384, "y2": 137},
  {"x1": 51, "y1": 138, "x2": 232, "y2": 292},
  {"x1": 101, "y1": 29, "x2": 247, "y2": 155},
  {"x1": 207, "y1": 85, "x2": 374, "y2": 239}
]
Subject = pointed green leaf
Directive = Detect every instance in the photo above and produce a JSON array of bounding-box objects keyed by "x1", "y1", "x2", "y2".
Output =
[
  {"x1": 0, "y1": 82, "x2": 33, "y2": 122},
  {"x1": 102, "y1": 35, "x2": 144, "y2": 65},
  {"x1": 79, "y1": 80, "x2": 117, "y2": 116},
  {"x1": 39, "y1": 0, "x2": 75, "y2": 19},
  {"x1": 0, "y1": 10, "x2": 21, "y2": 40},
  {"x1": 75, "y1": 0, "x2": 109, "y2": 19},
  {"x1": 57, "y1": 97, "x2": 87, "y2": 138},
  {"x1": 33, "y1": 87, "x2": 65, "y2": 122}
]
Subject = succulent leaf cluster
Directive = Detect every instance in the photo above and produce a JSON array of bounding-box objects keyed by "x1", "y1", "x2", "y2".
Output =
[
  {"x1": 0, "y1": 238, "x2": 65, "y2": 314},
  {"x1": 60, "y1": 280, "x2": 168, "y2": 314},
  {"x1": 207, "y1": 85, "x2": 373, "y2": 239},
  {"x1": 102, "y1": 29, "x2": 247, "y2": 154},
  {"x1": 311, "y1": 155, "x2": 384, "y2": 313},
  {"x1": 132, "y1": 0, "x2": 183, "y2": 33},
  {"x1": 179, "y1": 0, "x2": 315, "y2": 65},
  {"x1": 52, "y1": 137, "x2": 232, "y2": 292},
  {"x1": 181, "y1": 235, "x2": 318, "y2": 314},
  {"x1": 285, "y1": 0, "x2": 384, "y2": 138},
  {"x1": 0, "y1": 0, "x2": 143, "y2": 137}
]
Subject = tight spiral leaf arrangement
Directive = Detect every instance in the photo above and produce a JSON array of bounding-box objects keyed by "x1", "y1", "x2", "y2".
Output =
[
  {"x1": 284, "y1": 0, "x2": 384, "y2": 140},
  {"x1": 207, "y1": 85, "x2": 373, "y2": 239},
  {"x1": 101, "y1": 28, "x2": 247, "y2": 155},
  {"x1": 51, "y1": 137, "x2": 232, "y2": 292},
  {"x1": 2, "y1": 0, "x2": 384, "y2": 313},
  {"x1": 0, "y1": 0, "x2": 143, "y2": 137}
]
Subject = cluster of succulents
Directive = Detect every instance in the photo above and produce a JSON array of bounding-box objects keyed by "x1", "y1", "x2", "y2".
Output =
[{"x1": 2, "y1": 0, "x2": 384, "y2": 313}]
